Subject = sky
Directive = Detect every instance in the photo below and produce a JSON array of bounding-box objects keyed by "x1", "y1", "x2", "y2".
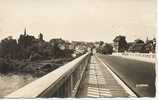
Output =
[{"x1": 0, "y1": 0, "x2": 156, "y2": 43}]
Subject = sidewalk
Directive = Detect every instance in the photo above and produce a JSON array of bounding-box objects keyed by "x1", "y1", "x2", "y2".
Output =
[{"x1": 77, "y1": 55, "x2": 132, "y2": 97}]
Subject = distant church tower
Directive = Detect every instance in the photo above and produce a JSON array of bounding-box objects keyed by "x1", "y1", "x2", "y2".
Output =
[
  {"x1": 39, "y1": 33, "x2": 44, "y2": 41},
  {"x1": 24, "y1": 28, "x2": 27, "y2": 35},
  {"x1": 145, "y1": 36, "x2": 149, "y2": 43}
]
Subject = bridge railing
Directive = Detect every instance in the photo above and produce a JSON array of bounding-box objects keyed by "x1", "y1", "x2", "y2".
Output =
[
  {"x1": 113, "y1": 52, "x2": 155, "y2": 59},
  {"x1": 5, "y1": 52, "x2": 91, "y2": 98},
  {"x1": 121, "y1": 52, "x2": 155, "y2": 59}
]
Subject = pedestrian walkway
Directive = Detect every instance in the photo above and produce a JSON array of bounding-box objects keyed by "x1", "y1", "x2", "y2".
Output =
[{"x1": 77, "y1": 55, "x2": 130, "y2": 97}]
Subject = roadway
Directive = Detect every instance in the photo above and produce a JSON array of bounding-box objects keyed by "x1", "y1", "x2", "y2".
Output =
[{"x1": 96, "y1": 54, "x2": 156, "y2": 97}]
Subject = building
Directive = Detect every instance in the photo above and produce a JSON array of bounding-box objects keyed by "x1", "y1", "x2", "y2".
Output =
[{"x1": 113, "y1": 35, "x2": 128, "y2": 52}]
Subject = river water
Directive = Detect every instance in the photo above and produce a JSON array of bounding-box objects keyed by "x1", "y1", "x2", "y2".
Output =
[{"x1": 0, "y1": 74, "x2": 36, "y2": 97}]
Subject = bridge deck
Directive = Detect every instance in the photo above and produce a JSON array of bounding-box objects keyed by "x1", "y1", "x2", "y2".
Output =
[{"x1": 77, "y1": 55, "x2": 130, "y2": 97}]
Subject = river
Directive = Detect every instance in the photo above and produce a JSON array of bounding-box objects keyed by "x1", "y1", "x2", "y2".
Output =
[{"x1": 0, "y1": 74, "x2": 37, "y2": 97}]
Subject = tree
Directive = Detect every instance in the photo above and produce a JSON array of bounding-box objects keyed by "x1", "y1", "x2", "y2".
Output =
[
  {"x1": 18, "y1": 34, "x2": 36, "y2": 48},
  {"x1": 96, "y1": 43, "x2": 113, "y2": 54},
  {"x1": 38, "y1": 42, "x2": 54, "y2": 59},
  {"x1": 102, "y1": 43, "x2": 113, "y2": 54},
  {"x1": 99, "y1": 41, "x2": 104, "y2": 47},
  {"x1": 152, "y1": 38, "x2": 156, "y2": 53},
  {"x1": 144, "y1": 38, "x2": 156, "y2": 53},
  {"x1": 0, "y1": 36, "x2": 19, "y2": 59},
  {"x1": 49, "y1": 38, "x2": 65, "y2": 58},
  {"x1": 18, "y1": 33, "x2": 37, "y2": 59},
  {"x1": 134, "y1": 39, "x2": 144, "y2": 44},
  {"x1": 128, "y1": 39, "x2": 145, "y2": 53}
]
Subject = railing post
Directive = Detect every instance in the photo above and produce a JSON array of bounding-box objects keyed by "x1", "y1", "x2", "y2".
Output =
[
  {"x1": 64, "y1": 78, "x2": 68, "y2": 97},
  {"x1": 70, "y1": 74, "x2": 73, "y2": 96},
  {"x1": 67, "y1": 76, "x2": 72, "y2": 97}
]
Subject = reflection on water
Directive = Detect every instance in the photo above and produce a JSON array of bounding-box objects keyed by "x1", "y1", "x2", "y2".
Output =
[{"x1": 0, "y1": 74, "x2": 36, "y2": 97}]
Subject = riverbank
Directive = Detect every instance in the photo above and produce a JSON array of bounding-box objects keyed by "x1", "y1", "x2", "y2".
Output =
[
  {"x1": 0, "y1": 57, "x2": 74, "y2": 97},
  {"x1": 0, "y1": 57, "x2": 74, "y2": 77}
]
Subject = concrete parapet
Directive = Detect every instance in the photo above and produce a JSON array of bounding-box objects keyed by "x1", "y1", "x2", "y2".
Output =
[{"x1": 112, "y1": 52, "x2": 155, "y2": 63}]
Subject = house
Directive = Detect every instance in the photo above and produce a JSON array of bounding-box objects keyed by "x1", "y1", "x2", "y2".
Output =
[{"x1": 113, "y1": 35, "x2": 128, "y2": 52}]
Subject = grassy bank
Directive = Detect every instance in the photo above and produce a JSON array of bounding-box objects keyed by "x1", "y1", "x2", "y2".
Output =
[{"x1": 0, "y1": 57, "x2": 74, "y2": 78}]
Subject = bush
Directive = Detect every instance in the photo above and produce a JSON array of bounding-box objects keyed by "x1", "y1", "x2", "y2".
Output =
[
  {"x1": 0, "y1": 59, "x2": 15, "y2": 74},
  {"x1": 29, "y1": 53, "x2": 43, "y2": 61},
  {"x1": 96, "y1": 43, "x2": 113, "y2": 54}
]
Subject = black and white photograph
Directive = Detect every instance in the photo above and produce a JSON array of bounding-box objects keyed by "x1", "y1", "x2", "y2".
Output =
[{"x1": 0, "y1": 0, "x2": 156, "y2": 98}]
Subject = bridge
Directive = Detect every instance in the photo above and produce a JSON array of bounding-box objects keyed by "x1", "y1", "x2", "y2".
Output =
[{"x1": 5, "y1": 52, "x2": 155, "y2": 98}]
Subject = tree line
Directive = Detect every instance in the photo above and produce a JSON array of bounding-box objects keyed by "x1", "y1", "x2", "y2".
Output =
[
  {"x1": 0, "y1": 33, "x2": 74, "y2": 61},
  {"x1": 96, "y1": 35, "x2": 156, "y2": 54},
  {"x1": 0, "y1": 32, "x2": 75, "y2": 76}
]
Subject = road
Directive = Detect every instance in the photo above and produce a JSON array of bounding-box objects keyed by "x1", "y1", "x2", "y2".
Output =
[{"x1": 96, "y1": 54, "x2": 155, "y2": 97}]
